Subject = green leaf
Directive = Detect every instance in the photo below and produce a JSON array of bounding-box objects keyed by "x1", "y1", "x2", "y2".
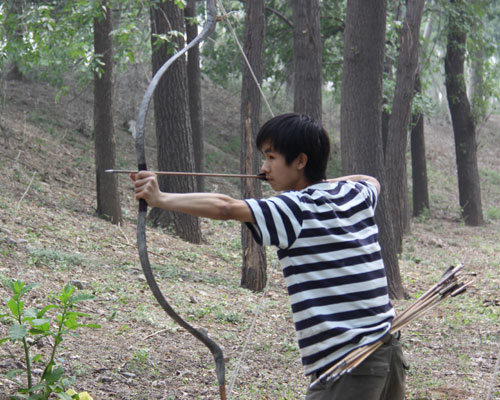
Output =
[
  {"x1": 83, "y1": 323, "x2": 101, "y2": 329},
  {"x1": 60, "y1": 375, "x2": 76, "y2": 388},
  {"x1": 27, "y1": 382, "x2": 45, "y2": 394},
  {"x1": 19, "y1": 283, "x2": 39, "y2": 297},
  {"x1": 9, "y1": 323, "x2": 27, "y2": 340},
  {"x1": 31, "y1": 318, "x2": 51, "y2": 326},
  {"x1": 44, "y1": 365, "x2": 64, "y2": 385},
  {"x1": 6, "y1": 369, "x2": 24, "y2": 378},
  {"x1": 56, "y1": 394, "x2": 74, "y2": 400},
  {"x1": 59, "y1": 285, "x2": 75, "y2": 303},
  {"x1": 37, "y1": 304, "x2": 58, "y2": 317},
  {"x1": 68, "y1": 293, "x2": 94, "y2": 305},
  {"x1": 8, "y1": 298, "x2": 22, "y2": 317},
  {"x1": 31, "y1": 353, "x2": 43, "y2": 363},
  {"x1": 24, "y1": 307, "x2": 39, "y2": 319}
]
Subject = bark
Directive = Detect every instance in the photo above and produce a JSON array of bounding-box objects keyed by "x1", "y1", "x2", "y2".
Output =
[
  {"x1": 185, "y1": 0, "x2": 205, "y2": 192},
  {"x1": 93, "y1": 2, "x2": 122, "y2": 225},
  {"x1": 240, "y1": 0, "x2": 267, "y2": 292},
  {"x1": 444, "y1": 0, "x2": 483, "y2": 226},
  {"x1": 292, "y1": 0, "x2": 322, "y2": 123},
  {"x1": 149, "y1": 0, "x2": 202, "y2": 243},
  {"x1": 5, "y1": 0, "x2": 25, "y2": 80},
  {"x1": 341, "y1": 0, "x2": 404, "y2": 299},
  {"x1": 410, "y1": 0, "x2": 435, "y2": 218},
  {"x1": 385, "y1": 0, "x2": 426, "y2": 251},
  {"x1": 410, "y1": 73, "x2": 430, "y2": 217}
]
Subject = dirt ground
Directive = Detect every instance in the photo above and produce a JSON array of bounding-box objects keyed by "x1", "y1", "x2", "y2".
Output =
[{"x1": 0, "y1": 79, "x2": 499, "y2": 399}]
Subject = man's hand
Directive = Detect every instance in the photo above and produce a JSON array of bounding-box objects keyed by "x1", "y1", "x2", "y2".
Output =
[{"x1": 130, "y1": 171, "x2": 163, "y2": 208}]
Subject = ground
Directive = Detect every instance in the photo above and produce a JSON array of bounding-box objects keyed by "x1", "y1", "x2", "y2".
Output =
[{"x1": 0, "y1": 78, "x2": 499, "y2": 399}]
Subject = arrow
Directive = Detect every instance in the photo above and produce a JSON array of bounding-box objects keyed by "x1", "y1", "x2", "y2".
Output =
[{"x1": 105, "y1": 169, "x2": 267, "y2": 180}]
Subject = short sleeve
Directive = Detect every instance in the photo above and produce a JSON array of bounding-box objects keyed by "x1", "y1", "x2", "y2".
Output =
[{"x1": 244, "y1": 194, "x2": 303, "y2": 249}]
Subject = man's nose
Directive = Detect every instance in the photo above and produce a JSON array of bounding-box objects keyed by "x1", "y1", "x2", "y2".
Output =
[{"x1": 261, "y1": 160, "x2": 269, "y2": 172}]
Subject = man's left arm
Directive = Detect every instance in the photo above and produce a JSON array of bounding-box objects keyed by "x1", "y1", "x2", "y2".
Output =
[{"x1": 131, "y1": 171, "x2": 255, "y2": 223}]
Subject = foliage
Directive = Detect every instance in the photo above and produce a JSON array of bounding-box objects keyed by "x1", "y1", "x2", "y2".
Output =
[
  {"x1": 0, "y1": 280, "x2": 100, "y2": 400},
  {"x1": 0, "y1": 0, "x2": 152, "y2": 87},
  {"x1": 202, "y1": 1, "x2": 345, "y2": 100}
]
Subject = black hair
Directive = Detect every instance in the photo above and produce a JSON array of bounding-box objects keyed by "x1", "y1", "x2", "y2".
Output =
[{"x1": 256, "y1": 113, "x2": 330, "y2": 183}]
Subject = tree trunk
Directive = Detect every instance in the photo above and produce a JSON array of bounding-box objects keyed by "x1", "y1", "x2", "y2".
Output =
[
  {"x1": 240, "y1": 0, "x2": 267, "y2": 292},
  {"x1": 384, "y1": 0, "x2": 426, "y2": 251},
  {"x1": 341, "y1": 0, "x2": 404, "y2": 299},
  {"x1": 292, "y1": 0, "x2": 322, "y2": 123},
  {"x1": 381, "y1": 0, "x2": 404, "y2": 152},
  {"x1": 410, "y1": 0, "x2": 435, "y2": 218},
  {"x1": 185, "y1": 0, "x2": 205, "y2": 192},
  {"x1": 444, "y1": 0, "x2": 483, "y2": 226},
  {"x1": 410, "y1": 73, "x2": 430, "y2": 217},
  {"x1": 4, "y1": 0, "x2": 25, "y2": 81},
  {"x1": 149, "y1": 0, "x2": 202, "y2": 243},
  {"x1": 93, "y1": 2, "x2": 122, "y2": 225}
]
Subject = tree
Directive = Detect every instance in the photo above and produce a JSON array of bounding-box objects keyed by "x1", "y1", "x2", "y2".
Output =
[
  {"x1": 93, "y1": 1, "x2": 122, "y2": 225},
  {"x1": 341, "y1": 0, "x2": 404, "y2": 299},
  {"x1": 444, "y1": 0, "x2": 483, "y2": 226},
  {"x1": 149, "y1": 0, "x2": 202, "y2": 243},
  {"x1": 410, "y1": 74, "x2": 430, "y2": 217},
  {"x1": 292, "y1": 0, "x2": 322, "y2": 122},
  {"x1": 410, "y1": 1, "x2": 436, "y2": 218},
  {"x1": 240, "y1": 0, "x2": 267, "y2": 292},
  {"x1": 3, "y1": 0, "x2": 25, "y2": 80},
  {"x1": 185, "y1": 0, "x2": 205, "y2": 192},
  {"x1": 384, "y1": 0, "x2": 426, "y2": 251}
]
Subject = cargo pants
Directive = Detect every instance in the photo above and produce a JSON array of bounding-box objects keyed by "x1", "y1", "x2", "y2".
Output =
[{"x1": 305, "y1": 334, "x2": 408, "y2": 400}]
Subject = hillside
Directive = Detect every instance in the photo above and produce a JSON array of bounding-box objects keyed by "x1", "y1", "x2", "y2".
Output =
[{"x1": 0, "y1": 78, "x2": 499, "y2": 399}]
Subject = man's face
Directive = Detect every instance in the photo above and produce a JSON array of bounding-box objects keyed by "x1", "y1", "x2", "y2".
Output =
[{"x1": 260, "y1": 142, "x2": 308, "y2": 192}]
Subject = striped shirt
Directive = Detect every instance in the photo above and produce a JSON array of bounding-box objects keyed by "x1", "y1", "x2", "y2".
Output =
[{"x1": 244, "y1": 180, "x2": 395, "y2": 375}]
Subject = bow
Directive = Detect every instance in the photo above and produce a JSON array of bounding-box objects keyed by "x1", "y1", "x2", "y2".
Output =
[{"x1": 134, "y1": 1, "x2": 226, "y2": 399}]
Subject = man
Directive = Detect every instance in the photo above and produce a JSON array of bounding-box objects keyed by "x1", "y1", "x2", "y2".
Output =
[{"x1": 131, "y1": 113, "x2": 406, "y2": 399}]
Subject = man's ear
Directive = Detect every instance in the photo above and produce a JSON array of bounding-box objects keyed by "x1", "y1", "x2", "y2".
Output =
[{"x1": 296, "y1": 153, "x2": 308, "y2": 170}]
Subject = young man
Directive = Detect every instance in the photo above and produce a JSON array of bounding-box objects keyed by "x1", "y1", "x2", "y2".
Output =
[{"x1": 131, "y1": 113, "x2": 406, "y2": 399}]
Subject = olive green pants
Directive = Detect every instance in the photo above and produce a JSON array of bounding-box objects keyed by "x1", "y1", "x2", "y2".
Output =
[{"x1": 305, "y1": 334, "x2": 407, "y2": 400}]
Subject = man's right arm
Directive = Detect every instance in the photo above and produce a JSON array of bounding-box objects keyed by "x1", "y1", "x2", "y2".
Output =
[{"x1": 327, "y1": 175, "x2": 381, "y2": 194}]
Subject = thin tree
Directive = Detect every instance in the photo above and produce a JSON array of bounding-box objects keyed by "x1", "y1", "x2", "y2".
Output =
[
  {"x1": 3, "y1": 0, "x2": 25, "y2": 80},
  {"x1": 240, "y1": 0, "x2": 267, "y2": 292},
  {"x1": 93, "y1": 1, "x2": 122, "y2": 225},
  {"x1": 149, "y1": 0, "x2": 202, "y2": 243},
  {"x1": 384, "y1": 0, "x2": 426, "y2": 251},
  {"x1": 292, "y1": 0, "x2": 322, "y2": 122},
  {"x1": 411, "y1": 2, "x2": 436, "y2": 217},
  {"x1": 185, "y1": 0, "x2": 205, "y2": 192},
  {"x1": 410, "y1": 74, "x2": 430, "y2": 217},
  {"x1": 444, "y1": 0, "x2": 483, "y2": 226},
  {"x1": 341, "y1": 0, "x2": 404, "y2": 299}
]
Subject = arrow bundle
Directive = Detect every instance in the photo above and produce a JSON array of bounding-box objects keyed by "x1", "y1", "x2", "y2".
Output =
[{"x1": 309, "y1": 264, "x2": 474, "y2": 389}]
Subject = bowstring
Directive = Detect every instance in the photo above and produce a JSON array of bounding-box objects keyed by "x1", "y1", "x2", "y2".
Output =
[
  {"x1": 227, "y1": 262, "x2": 277, "y2": 397},
  {"x1": 215, "y1": 2, "x2": 277, "y2": 396},
  {"x1": 216, "y1": 0, "x2": 275, "y2": 118}
]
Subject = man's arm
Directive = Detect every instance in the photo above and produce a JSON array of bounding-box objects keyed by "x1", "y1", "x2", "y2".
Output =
[
  {"x1": 131, "y1": 171, "x2": 255, "y2": 223},
  {"x1": 327, "y1": 174, "x2": 381, "y2": 194}
]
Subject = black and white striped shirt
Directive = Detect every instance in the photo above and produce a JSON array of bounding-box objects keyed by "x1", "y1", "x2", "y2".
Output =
[{"x1": 245, "y1": 180, "x2": 395, "y2": 375}]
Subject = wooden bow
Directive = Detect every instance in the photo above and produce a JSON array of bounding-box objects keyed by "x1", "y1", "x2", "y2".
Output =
[{"x1": 133, "y1": 1, "x2": 226, "y2": 398}]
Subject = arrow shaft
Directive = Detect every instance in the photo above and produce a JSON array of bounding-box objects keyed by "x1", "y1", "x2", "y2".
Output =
[{"x1": 106, "y1": 169, "x2": 266, "y2": 180}]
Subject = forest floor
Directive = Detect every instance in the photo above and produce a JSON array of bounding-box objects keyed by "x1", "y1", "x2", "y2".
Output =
[{"x1": 0, "y1": 78, "x2": 499, "y2": 400}]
